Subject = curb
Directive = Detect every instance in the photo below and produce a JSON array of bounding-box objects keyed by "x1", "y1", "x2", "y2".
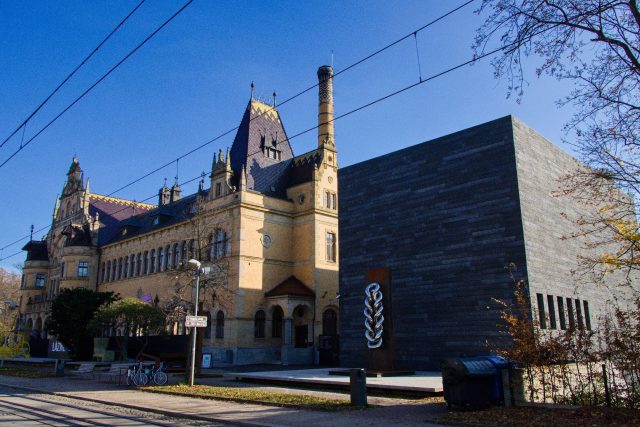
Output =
[{"x1": 0, "y1": 380, "x2": 273, "y2": 427}]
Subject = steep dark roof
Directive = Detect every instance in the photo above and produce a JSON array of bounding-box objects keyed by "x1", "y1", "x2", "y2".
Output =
[
  {"x1": 229, "y1": 100, "x2": 295, "y2": 198},
  {"x1": 21, "y1": 240, "x2": 48, "y2": 261},
  {"x1": 265, "y1": 276, "x2": 315, "y2": 298},
  {"x1": 289, "y1": 149, "x2": 323, "y2": 187},
  {"x1": 88, "y1": 194, "x2": 154, "y2": 246},
  {"x1": 103, "y1": 193, "x2": 200, "y2": 245}
]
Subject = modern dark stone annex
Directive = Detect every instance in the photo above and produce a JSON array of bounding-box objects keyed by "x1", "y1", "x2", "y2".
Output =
[{"x1": 338, "y1": 115, "x2": 623, "y2": 370}]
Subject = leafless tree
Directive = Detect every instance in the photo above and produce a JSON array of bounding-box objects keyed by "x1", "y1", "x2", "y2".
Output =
[
  {"x1": 164, "y1": 195, "x2": 233, "y2": 330},
  {"x1": 475, "y1": 1, "x2": 640, "y2": 282}
]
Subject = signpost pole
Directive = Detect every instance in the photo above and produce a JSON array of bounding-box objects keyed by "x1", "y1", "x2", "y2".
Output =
[{"x1": 188, "y1": 259, "x2": 201, "y2": 387}]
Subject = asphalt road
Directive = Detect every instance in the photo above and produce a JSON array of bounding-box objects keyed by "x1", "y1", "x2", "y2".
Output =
[{"x1": 0, "y1": 385, "x2": 224, "y2": 426}]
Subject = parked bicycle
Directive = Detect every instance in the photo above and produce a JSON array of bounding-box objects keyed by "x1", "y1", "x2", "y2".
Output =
[{"x1": 125, "y1": 361, "x2": 168, "y2": 386}]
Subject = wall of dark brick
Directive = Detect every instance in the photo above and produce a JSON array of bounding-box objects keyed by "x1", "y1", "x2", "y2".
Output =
[{"x1": 338, "y1": 116, "x2": 527, "y2": 370}]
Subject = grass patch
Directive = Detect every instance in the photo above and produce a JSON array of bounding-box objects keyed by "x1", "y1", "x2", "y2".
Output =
[
  {"x1": 443, "y1": 405, "x2": 640, "y2": 426},
  {"x1": 0, "y1": 367, "x2": 54, "y2": 378},
  {"x1": 144, "y1": 384, "x2": 360, "y2": 411}
]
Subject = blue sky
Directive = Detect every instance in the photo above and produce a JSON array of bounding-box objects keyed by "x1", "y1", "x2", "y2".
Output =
[{"x1": 0, "y1": 1, "x2": 575, "y2": 270}]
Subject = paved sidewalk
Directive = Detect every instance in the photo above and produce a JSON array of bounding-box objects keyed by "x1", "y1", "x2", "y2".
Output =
[{"x1": 0, "y1": 374, "x2": 448, "y2": 426}]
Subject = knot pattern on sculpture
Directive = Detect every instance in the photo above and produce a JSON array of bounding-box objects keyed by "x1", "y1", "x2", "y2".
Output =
[{"x1": 364, "y1": 282, "x2": 384, "y2": 349}]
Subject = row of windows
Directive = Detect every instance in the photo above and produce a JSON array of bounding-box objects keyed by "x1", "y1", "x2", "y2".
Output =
[
  {"x1": 536, "y1": 293, "x2": 592, "y2": 331},
  {"x1": 100, "y1": 231, "x2": 229, "y2": 284}
]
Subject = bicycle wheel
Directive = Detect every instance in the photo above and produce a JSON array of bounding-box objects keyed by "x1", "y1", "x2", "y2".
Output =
[
  {"x1": 153, "y1": 370, "x2": 168, "y2": 385},
  {"x1": 133, "y1": 371, "x2": 149, "y2": 386}
]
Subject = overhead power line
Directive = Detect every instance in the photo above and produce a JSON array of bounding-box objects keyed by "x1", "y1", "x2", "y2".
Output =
[
  {"x1": 0, "y1": 0, "x2": 146, "y2": 150},
  {"x1": 0, "y1": 0, "x2": 194, "y2": 170},
  {"x1": 0, "y1": 0, "x2": 476, "y2": 258}
]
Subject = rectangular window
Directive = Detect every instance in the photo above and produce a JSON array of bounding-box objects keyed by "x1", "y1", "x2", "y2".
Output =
[
  {"x1": 547, "y1": 295, "x2": 557, "y2": 329},
  {"x1": 60, "y1": 262, "x2": 65, "y2": 278},
  {"x1": 566, "y1": 297, "x2": 575, "y2": 329},
  {"x1": 536, "y1": 293, "x2": 547, "y2": 329},
  {"x1": 575, "y1": 299, "x2": 584, "y2": 329},
  {"x1": 324, "y1": 191, "x2": 337, "y2": 209},
  {"x1": 557, "y1": 296, "x2": 567, "y2": 330},
  {"x1": 215, "y1": 183, "x2": 221, "y2": 197},
  {"x1": 583, "y1": 300, "x2": 592, "y2": 331},
  {"x1": 77, "y1": 261, "x2": 89, "y2": 277},
  {"x1": 35, "y1": 274, "x2": 45, "y2": 288},
  {"x1": 326, "y1": 232, "x2": 336, "y2": 262}
]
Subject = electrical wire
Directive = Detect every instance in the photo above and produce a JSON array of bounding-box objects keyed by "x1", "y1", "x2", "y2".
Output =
[
  {"x1": 0, "y1": 0, "x2": 477, "y2": 258},
  {"x1": 0, "y1": 0, "x2": 194, "y2": 169},
  {"x1": 0, "y1": 33, "x2": 523, "y2": 262},
  {"x1": 0, "y1": 0, "x2": 146, "y2": 150}
]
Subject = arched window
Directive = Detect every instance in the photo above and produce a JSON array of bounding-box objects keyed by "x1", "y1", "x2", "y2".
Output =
[
  {"x1": 254, "y1": 310, "x2": 266, "y2": 339},
  {"x1": 214, "y1": 229, "x2": 226, "y2": 259},
  {"x1": 322, "y1": 308, "x2": 338, "y2": 336},
  {"x1": 111, "y1": 260, "x2": 117, "y2": 281},
  {"x1": 105, "y1": 261, "x2": 111, "y2": 283},
  {"x1": 124, "y1": 255, "x2": 129, "y2": 278},
  {"x1": 181, "y1": 240, "x2": 188, "y2": 264},
  {"x1": 190, "y1": 239, "x2": 196, "y2": 261},
  {"x1": 131, "y1": 255, "x2": 136, "y2": 278},
  {"x1": 117, "y1": 257, "x2": 123, "y2": 280},
  {"x1": 137, "y1": 253, "x2": 143, "y2": 276},
  {"x1": 158, "y1": 247, "x2": 164, "y2": 272},
  {"x1": 272, "y1": 306, "x2": 283, "y2": 338},
  {"x1": 204, "y1": 312, "x2": 212, "y2": 339},
  {"x1": 173, "y1": 243, "x2": 180, "y2": 269},
  {"x1": 208, "y1": 233, "x2": 215, "y2": 261},
  {"x1": 165, "y1": 244, "x2": 172, "y2": 270},
  {"x1": 215, "y1": 310, "x2": 224, "y2": 339},
  {"x1": 144, "y1": 251, "x2": 149, "y2": 275},
  {"x1": 26, "y1": 318, "x2": 33, "y2": 331},
  {"x1": 150, "y1": 249, "x2": 156, "y2": 273},
  {"x1": 100, "y1": 262, "x2": 106, "y2": 283}
]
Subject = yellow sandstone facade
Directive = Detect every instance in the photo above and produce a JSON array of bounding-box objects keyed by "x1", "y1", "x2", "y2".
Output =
[{"x1": 20, "y1": 66, "x2": 339, "y2": 365}]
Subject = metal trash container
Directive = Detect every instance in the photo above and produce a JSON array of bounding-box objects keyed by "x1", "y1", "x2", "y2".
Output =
[
  {"x1": 349, "y1": 368, "x2": 367, "y2": 407},
  {"x1": 479, "y1": 355, "x2": 510, "y2": 405},
  {"x1": 442, "y1": 357, "x2": 498, "y2": 409}
]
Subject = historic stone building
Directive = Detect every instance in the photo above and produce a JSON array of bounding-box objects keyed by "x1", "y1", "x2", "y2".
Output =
[
  {"x1": 20, "y1": 66, "x2": 340, "y2": 365},
  {"x1": 338, "y1": 116, "x2": 631, "y2": 371}
]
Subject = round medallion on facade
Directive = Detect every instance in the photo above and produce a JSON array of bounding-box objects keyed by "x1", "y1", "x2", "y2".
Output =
[{"x1": 261, "y1": 234, "x2": 272, "y2": 248}]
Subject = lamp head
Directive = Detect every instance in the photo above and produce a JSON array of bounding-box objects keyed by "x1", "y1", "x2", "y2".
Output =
[{"x1": 187, "y1": 259, "x2": 201, "y2": 269}]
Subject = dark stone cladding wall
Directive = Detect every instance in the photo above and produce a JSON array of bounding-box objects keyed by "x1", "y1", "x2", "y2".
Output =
[{"x1": 338, "y1": 116, "x2": 527, "y2": 370}]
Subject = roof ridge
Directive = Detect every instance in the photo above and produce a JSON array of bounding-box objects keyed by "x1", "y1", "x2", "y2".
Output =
[{"x1": 89, "y1": 193, "x2": 155, "y2": 209}]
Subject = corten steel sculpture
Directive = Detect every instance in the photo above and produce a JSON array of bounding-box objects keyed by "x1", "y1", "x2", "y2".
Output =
[{"x1": 364, "y1": 282, "x2": 384, "y2": 349}]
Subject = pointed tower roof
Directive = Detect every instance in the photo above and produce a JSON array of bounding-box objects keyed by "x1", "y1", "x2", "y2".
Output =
[{"x1": 229, "y1": 99, "x2": 294, "y2": 197}]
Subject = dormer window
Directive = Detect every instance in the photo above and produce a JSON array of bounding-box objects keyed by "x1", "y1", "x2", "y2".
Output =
[
  {"x1": 152, "y1": 217, "x2": 160, "y2": 226},
  {"x1": 261, "y1": 135, "x2": 281, "y2": 160},
  {"x1": 215, "y1": 182, "x2": 222, "y2": 197}
]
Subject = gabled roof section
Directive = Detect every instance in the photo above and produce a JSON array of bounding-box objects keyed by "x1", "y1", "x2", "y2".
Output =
[
  {"x1": 265, "y1": 276, "x2": 315, "y2": 298},
  {"x1": 289, "y1": 149, "x2": 323, "y2": 187},
  {"x1": 104, "y1": 193, "x2": 201, "y2": 245},
  {"x1": 88, "y1": 194, "x2": 155, "y2": 246},
  {"x1": 229, "y1": 100, "x2": 295, "y2": 198}
]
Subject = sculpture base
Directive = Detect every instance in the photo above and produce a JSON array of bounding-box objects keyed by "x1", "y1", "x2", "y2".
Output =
[{"x1": 328, "y1": 369, "x2": 415, "y2": 378}]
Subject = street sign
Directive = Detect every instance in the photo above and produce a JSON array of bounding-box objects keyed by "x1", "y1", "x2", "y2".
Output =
[{"x1": 185, "y1": 315, "x2": 208, "y2": 328}]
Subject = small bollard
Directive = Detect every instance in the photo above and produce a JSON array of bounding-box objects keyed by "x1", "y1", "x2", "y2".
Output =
[
  {"x1": 350, "y1": 368, "x2": 367, "y2": 407},
  {"x1": 55, "y1": 359, "x2": 65, "y2": 377}
]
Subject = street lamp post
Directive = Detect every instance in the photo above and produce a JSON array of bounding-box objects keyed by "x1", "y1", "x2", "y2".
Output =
[{"x1": 187, "y1": 259, "x2": 201, "y2": 387}]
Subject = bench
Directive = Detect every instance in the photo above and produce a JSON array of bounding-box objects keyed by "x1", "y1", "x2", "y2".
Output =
[
  {"x1": 69, "y1": 362, "x2": 96, "y2": 378},
  {"x1": 95, "y1": 363, "x2": 131, "y2": 385}
]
